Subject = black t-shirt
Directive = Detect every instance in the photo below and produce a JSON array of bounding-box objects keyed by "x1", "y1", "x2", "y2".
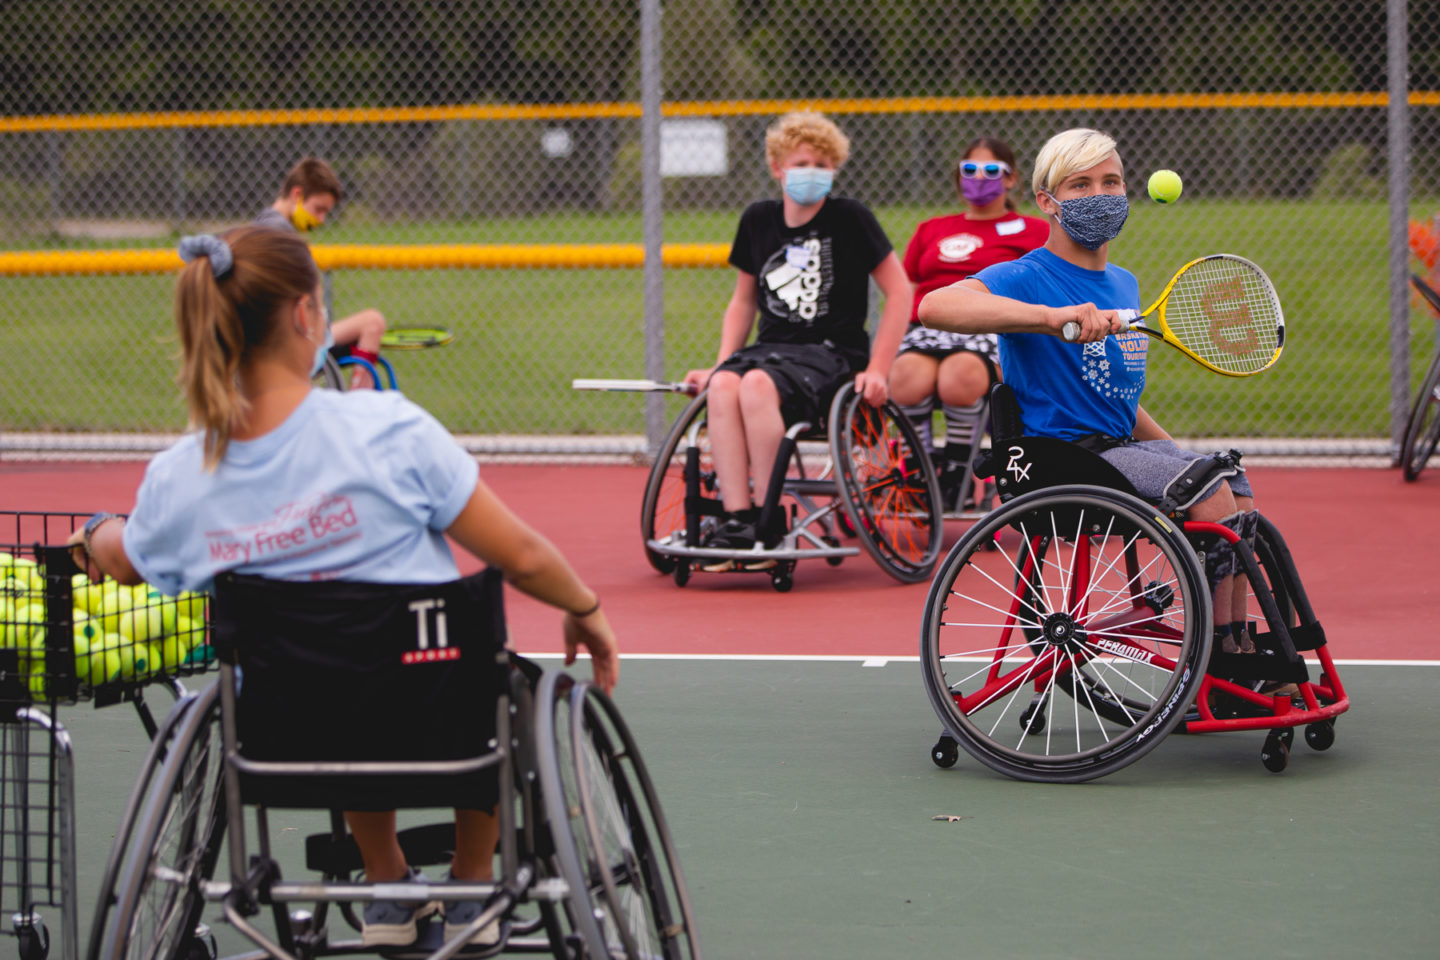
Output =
[{"x1": 728, "y1": 197, "x2": 893, "y2": 366}]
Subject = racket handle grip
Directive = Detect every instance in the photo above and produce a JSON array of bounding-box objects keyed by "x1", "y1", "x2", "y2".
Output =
[{"x1": 1062, "y1": 309, "x2": 1140, "y2": 342}]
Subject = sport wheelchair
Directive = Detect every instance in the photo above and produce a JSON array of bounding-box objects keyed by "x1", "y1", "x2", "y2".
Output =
[
  {"x1": 921, "y1": 386, "x2": 1350, "y2": 783},
  {"x1": 639, "y1": 382, "x2": 944, "y2": 591},
  {"x1": 89, "y1": 569, "x2": 700, "y2": 960}
]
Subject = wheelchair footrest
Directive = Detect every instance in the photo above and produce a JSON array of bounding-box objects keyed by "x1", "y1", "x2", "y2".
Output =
[
  {"x1": 1287, "y1": 620, "x2": 1327, "y2": 651},
  {"x1": 1206, "y1": 650, "x2": 1310, "y2": 684},
  {"x1": 306, "y1": 822, "x2": 456, "y2": 875}
]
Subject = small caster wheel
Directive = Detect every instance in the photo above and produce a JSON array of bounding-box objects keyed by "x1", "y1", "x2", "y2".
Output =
[
  {"x1": 770, "y1": 568, "x2": 793, "y2": 592},
  {"x1": 1278, "y1": 726, "x2": 1295, "y2": 748},
  {"x1": 823, "y1": 536, "x2": 844, "y2": 566},
  {"x1": 673, "y1": 562, "x2": 691, "y2": 587},
  {"x1": 1261, "y1": 731, "x2": 1290, "y2": 772},
  {"x1": 1304, "y1": 719, "x2": 1335, "y2": 751},
  {"x1": 184, "y1": 925, "x2": 219, "y2": 960},
  {"x1": 1019, "y1": 699, "x2": 1047, "y2": 735},
  {"x1": 931, "y1": 736, "x2": 959, "y2": 768},
  {"x1": 13, "y1": 914, "x2": 49, "y2": 960}
]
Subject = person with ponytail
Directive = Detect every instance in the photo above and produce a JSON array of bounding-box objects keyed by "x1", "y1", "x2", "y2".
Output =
[
  {"x1": 70, "y1": 224, "x2": 618, "y2": 948},
  {"x1": 891, "y1": 137, "x2": 1049, "y2": 509}
]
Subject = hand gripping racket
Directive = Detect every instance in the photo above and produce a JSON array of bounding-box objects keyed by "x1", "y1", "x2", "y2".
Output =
[{"x1": 1062, "y1": 254, "x2": 1284, "y2": 377}]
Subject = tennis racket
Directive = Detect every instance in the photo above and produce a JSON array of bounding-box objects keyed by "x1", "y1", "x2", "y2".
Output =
[
  {"x1": 1062, "y1": 254, "x2": 1284, "y2": 377},
  {"x1": 572, "y1": 378, "x2": 696, "y2": 394},
  {"x1": 380, "y1": 325, "x2": 454, "y2": 349}
]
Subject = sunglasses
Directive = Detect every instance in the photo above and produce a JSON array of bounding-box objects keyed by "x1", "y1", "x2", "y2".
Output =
[{"x1": 960, "y1": 160, "x2": 1012, "y2": 180}]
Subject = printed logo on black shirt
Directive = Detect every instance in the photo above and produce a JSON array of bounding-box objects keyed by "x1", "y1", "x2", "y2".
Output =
[{"x1": 761, "y1": 238, "x2": 831, "y2": 325}]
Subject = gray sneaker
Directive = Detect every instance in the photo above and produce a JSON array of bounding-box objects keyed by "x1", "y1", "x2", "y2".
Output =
[
  {"x1": 442, "y1": 880, "x2": 502, "y2": 948},
  {"x1": 361, "y1": 869, "x2": 441, "y2": 947}
]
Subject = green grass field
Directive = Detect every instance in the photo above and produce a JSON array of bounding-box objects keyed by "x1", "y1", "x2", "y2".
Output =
[{"x1": 3, "y1": 199, "x2": 1436, "y2": 437}]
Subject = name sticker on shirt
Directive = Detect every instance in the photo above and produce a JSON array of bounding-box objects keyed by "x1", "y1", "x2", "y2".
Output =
[
  {"x1": 784, "y1": 244, "x2": 811, "y2": 268},
  {"x1": 995, "y1": 219, "x2": 1027, "y2": 236}
]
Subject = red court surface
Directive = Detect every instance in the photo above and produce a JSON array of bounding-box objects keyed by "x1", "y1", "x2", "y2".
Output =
[{"x1": 3, "y1": 458, "x2": 1437, "y2": 662}]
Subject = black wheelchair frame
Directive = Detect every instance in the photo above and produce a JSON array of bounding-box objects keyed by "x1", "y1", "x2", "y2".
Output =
[
  {"x1": 920, "y1": 386, "x2": 1350, "y2": 782},
  {"x1": 90, "y1": 569, "x2": 700, "y2": 960},
  {"x1": 639, "y1": 382, "x2": 945, "y2": 591}
]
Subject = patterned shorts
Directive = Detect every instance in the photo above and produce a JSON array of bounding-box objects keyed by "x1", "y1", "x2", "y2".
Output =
[{"x1": 897, "y1": 325, "x2": 1001, "y2": 367}]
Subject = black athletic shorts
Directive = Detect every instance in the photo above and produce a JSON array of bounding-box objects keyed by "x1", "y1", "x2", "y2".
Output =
[{"x1": 713, "y1": 341, "x2": 858, "y2": 429}]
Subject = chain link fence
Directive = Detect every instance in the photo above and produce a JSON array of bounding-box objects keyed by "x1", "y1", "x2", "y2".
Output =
[{"x1": 2, "y1": 1, "x2": 1438, "y2": 457}]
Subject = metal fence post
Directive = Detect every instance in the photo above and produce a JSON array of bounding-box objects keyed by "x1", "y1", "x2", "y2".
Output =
[
  {"x1": 641, "y1": 0, "x2": 665, "y2": 457},
  {"x1": 1388, "y1": 0, "x2": 1411, "y2": 456}
]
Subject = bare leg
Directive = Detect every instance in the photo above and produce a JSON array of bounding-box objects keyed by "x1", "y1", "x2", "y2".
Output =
[
  {"x1": 344, "y1": 810, "x2": 407, "y2": 881},
  {"x1": 888, "y1": 352, "x2": 939, "y2": 407},
  {"x1": 451, "y1": 809, "x2": 500, "y2": 881},
  {"x1": 738, "y1": 370, "x2": 785, "y2": 510},
  {"x1": 704, "y1": 371, "x2": 753, "y2": 513},
  {"x1": 934, "y1": 352, "x2": 990, "y2": 409}
]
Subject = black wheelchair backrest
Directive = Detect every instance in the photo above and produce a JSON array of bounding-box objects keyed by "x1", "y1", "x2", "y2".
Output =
[
  {"x1": 211, "y1": 567, "x2": 509, "y2": 808},
  {"x1": 978, "y1": 383, "x2": 1140, "y2": 503}
]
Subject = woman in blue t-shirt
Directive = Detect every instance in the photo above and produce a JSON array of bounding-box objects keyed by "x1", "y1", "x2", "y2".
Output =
[
  {"x1": 70, "y1": 224, "x2": 618, "y2": 949},
  {"x1": 917, "y1": 128, "x2": 1259, "y2": 660}
]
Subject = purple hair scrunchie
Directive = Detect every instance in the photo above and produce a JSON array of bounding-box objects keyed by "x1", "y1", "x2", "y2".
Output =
[{"x1": 178, "y1": 234, "x2": 234, "y2": 279}]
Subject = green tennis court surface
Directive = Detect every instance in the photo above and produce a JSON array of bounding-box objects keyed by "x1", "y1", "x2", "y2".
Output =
[{"x1": 62, "y1": 658, "x2": 1438, "y2": 959}]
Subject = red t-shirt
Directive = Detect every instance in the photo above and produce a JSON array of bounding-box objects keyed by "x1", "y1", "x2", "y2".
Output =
[{"x1": 901, "y1": 212, "x2": 1050, "y2": 323}]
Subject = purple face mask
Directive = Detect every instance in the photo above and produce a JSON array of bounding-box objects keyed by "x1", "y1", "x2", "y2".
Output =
[{"x1": 961, "y1": 176, "x2": 1008, "y2": 207}]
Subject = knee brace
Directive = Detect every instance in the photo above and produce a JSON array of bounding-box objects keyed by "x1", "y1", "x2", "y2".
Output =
[{"x1": 1200, "y1": 512, "x2": 1249, "y2": 591}]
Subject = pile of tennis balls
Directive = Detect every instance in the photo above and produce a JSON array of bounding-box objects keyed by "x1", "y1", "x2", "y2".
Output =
[{"x1": 1, "y1": 552, "x2": 212, "y2": 700}]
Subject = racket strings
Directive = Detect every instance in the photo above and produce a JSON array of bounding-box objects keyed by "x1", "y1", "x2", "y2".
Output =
[{"x1": 1164, "y1": 259, "x2": 1281, "y2": 374}]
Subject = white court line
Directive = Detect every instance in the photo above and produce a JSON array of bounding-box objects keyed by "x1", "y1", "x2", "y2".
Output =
[{"x1": 522, "y1": 653, "x2": 1440, "y2": 667}]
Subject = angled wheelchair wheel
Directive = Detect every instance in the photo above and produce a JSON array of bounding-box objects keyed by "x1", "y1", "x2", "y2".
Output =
[
  {"x1": 831, "y1": 384, "x2": 943, "y2": 583},
  {"x1": 99, "y1": 682, "x2": 226, "y2": 960},
  {"x1": 640, "y1": 390, "x2": 715, "y2": 574},
  {"x1": 1400, "y1": 347, "x2": 1440, "y2": 481},
  {"x1": 536, "y1": 671, "x2": 701, "y2": 959},
  {"x1": 86, "y1": 691, "x2": 206, "y2": 960},
  {"x1": 920, "y1": 486, "x2": 1211, "y2": 782}
]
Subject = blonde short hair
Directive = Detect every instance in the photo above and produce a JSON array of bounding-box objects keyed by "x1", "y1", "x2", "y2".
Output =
[
  {"x1": 1032, "y1": 128, "x2": 1122, "y2": 197},
  {"x1": 764, "y1": 112, "x2": 851, "y2": 170}
]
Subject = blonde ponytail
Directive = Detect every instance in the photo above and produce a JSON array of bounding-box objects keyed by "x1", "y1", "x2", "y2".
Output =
[{"x1": 173, "y1": 226, "x2": 319, "y2": 470}]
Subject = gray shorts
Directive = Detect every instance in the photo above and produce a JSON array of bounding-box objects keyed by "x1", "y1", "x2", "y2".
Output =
[{"x1": 1099, "y1": 438, "x2": 1253, "y2": 507}]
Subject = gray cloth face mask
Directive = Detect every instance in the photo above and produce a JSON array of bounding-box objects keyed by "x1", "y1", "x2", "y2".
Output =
[{"x1": 1048, "y1": 193, "x2": 1129, "y2": 250}]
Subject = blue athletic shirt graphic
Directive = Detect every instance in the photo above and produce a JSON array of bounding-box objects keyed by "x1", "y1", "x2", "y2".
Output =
[{"x1": 974, "y1": 248, "x2": 1146, "y2": 441}]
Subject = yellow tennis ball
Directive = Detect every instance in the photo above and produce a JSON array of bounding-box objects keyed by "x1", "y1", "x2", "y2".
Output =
[{"x1": 1147, "y1": 169, "x2": 1183, "y2": 204}]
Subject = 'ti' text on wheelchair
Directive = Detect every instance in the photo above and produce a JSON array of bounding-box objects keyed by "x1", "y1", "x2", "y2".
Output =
[
  {"x1": 90, "y1": 568, "x2": 700, "y2": 960},
  {"x1": 920, "y1": 386, "x2": 1350, "y2": 783},
  {"x1": 640, "y1": 382, "x2": 944, "y2": 591}
]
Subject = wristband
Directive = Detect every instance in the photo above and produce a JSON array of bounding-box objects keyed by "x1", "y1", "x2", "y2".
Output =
[
  {"x1": 351, "y1": 347, "x2": 380, "y2": 364},
  {"x1": 570, "y1": 598, "x2": 601, "y2": 618},
  {"x1": 82, "y1": 512, "x2": 120, "y2": 557}
]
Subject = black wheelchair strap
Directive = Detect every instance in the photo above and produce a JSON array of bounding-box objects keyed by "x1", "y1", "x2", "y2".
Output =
[{"x1": 1157, "y1": 448, "x2": 1245, "y2": 516}]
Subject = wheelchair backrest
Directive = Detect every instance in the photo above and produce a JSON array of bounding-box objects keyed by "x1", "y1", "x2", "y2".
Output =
[
  {"x1": 211, "y1": 567, "x2": 509, "y2": 808},
  {"x1": 980, "y1": 383, "x2": 1141, "y2": 503}
]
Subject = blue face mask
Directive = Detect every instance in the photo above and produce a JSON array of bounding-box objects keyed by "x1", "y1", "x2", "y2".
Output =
[
  {"x1": 310, "y1": 308, "x2": 334, "y2": 378},
  {"x1": 1049, "y1": 193, "x2": 1129, "y2": 250},
  {"x1": 784, "y1": 168, "x2": 834, "y2": 206}
]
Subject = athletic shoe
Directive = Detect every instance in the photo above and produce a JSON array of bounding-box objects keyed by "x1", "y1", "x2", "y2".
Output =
[
  {"x1": 442, "y1": 883, "x2": 503, "y2": 948},
  {"x1": 361, "y1": 869, "x2": 441, "y2": 947}
]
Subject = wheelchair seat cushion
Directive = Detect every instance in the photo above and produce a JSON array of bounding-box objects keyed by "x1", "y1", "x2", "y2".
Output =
[{"x1": 212, "y1": 568, "x2": 508, "y2": 810}]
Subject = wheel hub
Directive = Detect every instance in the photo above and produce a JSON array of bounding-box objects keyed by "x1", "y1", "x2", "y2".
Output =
[{"x1": 1041, "y1": 613, "x2": 1085, "y2": 653}]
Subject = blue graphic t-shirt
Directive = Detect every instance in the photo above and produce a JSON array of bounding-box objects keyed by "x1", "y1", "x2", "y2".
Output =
[
  {"x1": 123, "y1": 390, "x2": 479, "y2": 595},
  {"x1": 975, "y1": 248, "x2": 1146, "y2": 441}
]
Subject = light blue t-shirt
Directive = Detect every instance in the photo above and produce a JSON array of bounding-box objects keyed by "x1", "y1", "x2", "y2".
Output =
[
  {"x1": 975, "y1": 247, "x2": 1147, "y2": 441},
  {"x1": 123, "y1": 390, "x2": 479, "y2": 595}
]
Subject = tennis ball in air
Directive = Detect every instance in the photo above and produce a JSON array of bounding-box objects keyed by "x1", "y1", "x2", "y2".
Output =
[{"x1": 1147, "y1": 169, "x2": 1183, "y2": 204}]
